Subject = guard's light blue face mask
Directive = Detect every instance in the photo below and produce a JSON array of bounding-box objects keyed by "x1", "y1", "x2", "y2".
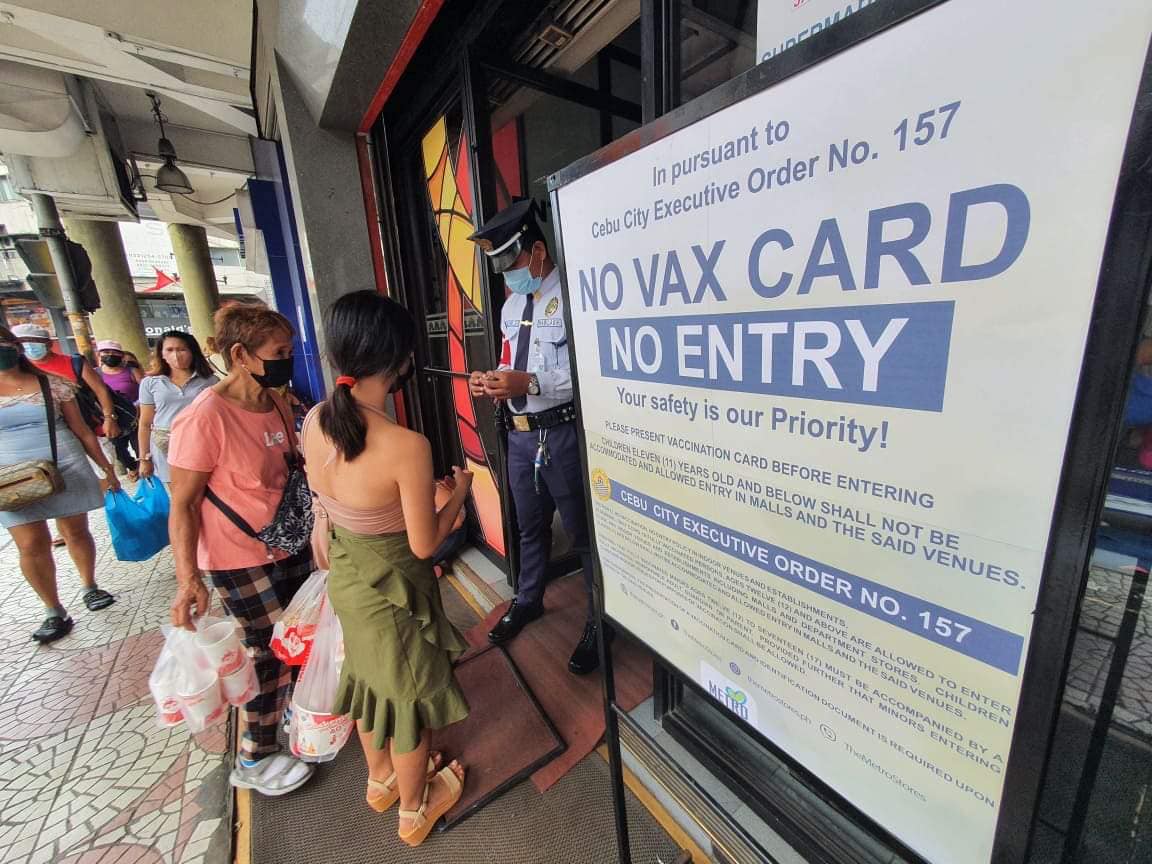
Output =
[
  {"x1": 503, "y1": 246, "x2": 543, "y2": 296},
  {"x1": 22, "y1": 342, "x2": 49, "y2": 361}
]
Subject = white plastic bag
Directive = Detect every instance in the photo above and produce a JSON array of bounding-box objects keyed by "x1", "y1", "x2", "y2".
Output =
[
  {"x1": 148, "y1": 636, "x2": 184, "y2": 728},
  {"x1": 151, "y1": 627, "x2": 226, "y2": 733},
  {"x1": 271, "y1": 570, "x2": 328, "y2": 666},
  {"x1": 195, "y1": 616, "x2": 258, "y2": 707},
  {"x1": 290, "y1": 597, "x2": 353, "y2": 762},
  {"x1": 150, "y1": 615, "x2": 255, "y2": 733}
]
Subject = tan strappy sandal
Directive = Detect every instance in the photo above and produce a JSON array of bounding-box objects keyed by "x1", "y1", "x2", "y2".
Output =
[
  {"x1": 398, "y1": 765, "x2": 465, "y2": 847},
  {"x1": 365, "y1": 753, "x2": 441, "y2": 813}
]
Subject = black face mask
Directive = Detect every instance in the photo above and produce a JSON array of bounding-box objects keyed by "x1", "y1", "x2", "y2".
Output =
[
  {"x1": 0, "y1": 345, "x2": 19, "y2": 371},
  {"x1": 389, "y1": 360, "x2": 416, "y2": 393},
  {"x1": 102, "y1": 355, "x2": 124, "y2": 368},
  {"x1": 250, "y1": 356, "x2": 294, "y2": 389}
]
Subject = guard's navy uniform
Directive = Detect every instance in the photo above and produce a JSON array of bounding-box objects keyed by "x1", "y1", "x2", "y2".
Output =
[
  {"x1": 496, "y1": 269, "x2": 594, "y2": 613},
  {"x1": 469, "y1": 200, "x2": 604, "y2": 674}
]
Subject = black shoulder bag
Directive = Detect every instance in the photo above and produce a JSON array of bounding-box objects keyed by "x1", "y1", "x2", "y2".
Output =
[
  {"x1": 70, "y1": 355, "x2": 137, "y2": 435},
  {"x1": 204, "y1": 397, "x2": 314, "y2": 556}
]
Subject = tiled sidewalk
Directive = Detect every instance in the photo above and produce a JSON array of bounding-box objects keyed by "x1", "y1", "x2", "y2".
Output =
[{"x1": 0, "y1": 516, "x2": 231, "y2": 864}]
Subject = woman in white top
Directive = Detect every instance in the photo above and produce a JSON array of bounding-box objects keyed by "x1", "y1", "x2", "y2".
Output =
[{"x1": 137, "y1": 331, "x2": 217, "y2": 483}]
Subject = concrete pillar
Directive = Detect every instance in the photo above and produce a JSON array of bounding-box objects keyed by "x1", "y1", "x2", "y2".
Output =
[
  {"x1": 167, "y1": 223, "x2": 221, "y2": 347},
  {"x1": 32, "y1": 194, "x2": 95, "y2": 359},
  {"x1": 62, "y1": 218, "x2": 149, "y2": 360}
]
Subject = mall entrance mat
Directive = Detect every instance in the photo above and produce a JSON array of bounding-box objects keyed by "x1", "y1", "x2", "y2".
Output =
[
  {"x1": 433, "y1": 645, "x2": 565, "y2": 826},
  {"x1": 467, "y1": 572, "x2": 655, "y2": 791},
  {"x1": 250, "y1": 748, "x2": 682, "y2": 863}
]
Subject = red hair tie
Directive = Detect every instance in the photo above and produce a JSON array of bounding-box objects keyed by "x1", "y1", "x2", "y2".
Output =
[{"x1": 335, "y1": 375, "x2": 356, "y2": 388}]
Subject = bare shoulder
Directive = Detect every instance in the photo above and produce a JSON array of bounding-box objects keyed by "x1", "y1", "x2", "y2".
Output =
[
  {"x1": 387, "y1": 422, "x2": 431, "y2": 454},
  {"x1": 363, "y1": 418, "x2": 430, "y2": 460}
]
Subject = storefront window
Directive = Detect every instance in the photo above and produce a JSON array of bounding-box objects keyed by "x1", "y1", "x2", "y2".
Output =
[
  {"x1": 1027, "y1": 333, "x2": 1152, "y2": 862},
  {"x1": 678, "y1": 0, "x2": 757, "y2": 105},
  {"x1": 675, "y1": 1, "x2": 898, "y2": 107}
]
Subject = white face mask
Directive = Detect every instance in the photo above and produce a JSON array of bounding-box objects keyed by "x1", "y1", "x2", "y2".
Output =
[{"x1": 23, "y1": 343, "x2": 49, "y2": 361}]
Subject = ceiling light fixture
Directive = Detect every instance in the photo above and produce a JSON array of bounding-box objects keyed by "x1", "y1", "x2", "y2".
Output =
[{"x1": 148, "y1": 92, "x2": 193, "y2": 195}]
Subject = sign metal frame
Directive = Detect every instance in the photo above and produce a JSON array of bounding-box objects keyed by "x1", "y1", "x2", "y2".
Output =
[{"x1": 545, "y1": 0, "x2": 1152, "y2": 861}]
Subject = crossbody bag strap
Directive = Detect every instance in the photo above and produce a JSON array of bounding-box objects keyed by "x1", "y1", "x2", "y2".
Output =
[
  {"x1": 270, "y1": 391, "x2": 304, "y2": 468},
  {"x1": 204, "y1": 393, "x2": 300, "y2": 539},
  {"x1": 204, "y1": 486, "x2": 260, "y2": 539},
  {"x1": 39, "y1": 376, "x2": 59, "y2": 465}
]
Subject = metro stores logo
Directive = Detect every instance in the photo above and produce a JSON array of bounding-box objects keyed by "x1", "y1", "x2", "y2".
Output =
[{"x1": 701, "y1": 661, "x2": 759, "y2": 725}]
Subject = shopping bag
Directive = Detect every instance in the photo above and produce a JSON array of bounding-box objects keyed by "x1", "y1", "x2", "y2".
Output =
[
  {"x1": 150, "y1": 627, "x2": 228, "y2": 733},
  {"x1": 195, "y1": 616, "x2": 258, "y2": 707},
  {"x1": 104, "y1": 485, "x2": 169, "y2": 561},
  {"x1": 271, "y1": 570, "x2": 327, "y2": 666},
  {"x1": 137, "y1": 476, "x2": 171, "y2": 523},
  {"x1": 1126, "y1": 372, "x2": 1152, "y2": 427},
  {"x1": 290, "y1": 598, "x2": 352, "y2": 762},
  {"x1": 148, "y1": 637, "x2": 185, "y2": 728}
]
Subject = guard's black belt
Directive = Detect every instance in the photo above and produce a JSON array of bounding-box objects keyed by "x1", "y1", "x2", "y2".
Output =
[{"x1": 506, "y1": 401, "x2": 577, "y2": 432}]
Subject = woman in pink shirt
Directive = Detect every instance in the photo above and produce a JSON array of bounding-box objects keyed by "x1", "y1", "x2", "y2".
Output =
[{"x1": 167, "y1": 303, "x2": 315, "y2": 797}]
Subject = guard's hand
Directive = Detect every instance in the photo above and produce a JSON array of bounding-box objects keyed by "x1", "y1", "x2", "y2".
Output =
[
  {"x1": 468, "y1": 371, "x2": 487, "y2": 398},
  {"x1": 482, "y1": 370, "x2": 532, "y2": 399},
  {"x1": 171, "y1": 574, "x2": 210, "y2": 631},
  {"x1": 139, "y1": 460, "x2": 154, "y2": 479}
]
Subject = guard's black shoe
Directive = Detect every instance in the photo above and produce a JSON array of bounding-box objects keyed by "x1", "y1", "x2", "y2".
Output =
[
  {"x1": 32, "y1": 615, "x2": 73, "y2": 644},
  {"x1": 488, "y1": 600, "x2": 544, "y2": 645},
  {"x1": 568, "y1": 619, "x2": 615, "y2": 675}
]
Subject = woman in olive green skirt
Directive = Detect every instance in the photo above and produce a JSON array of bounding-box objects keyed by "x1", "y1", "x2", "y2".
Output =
[
  {"x1": 326, "y1": 528, "x2": 471, "y2": 753},
  {"x1": 303, "y1": 292, "x2": 472, "y2": 847}
]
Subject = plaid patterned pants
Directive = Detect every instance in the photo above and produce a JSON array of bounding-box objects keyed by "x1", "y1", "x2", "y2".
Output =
[{"x1": 206, "y1": 550, "x2": 313, "y2": 758}]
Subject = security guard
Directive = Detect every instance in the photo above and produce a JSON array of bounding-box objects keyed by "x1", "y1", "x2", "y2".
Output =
[{"x1": 468, "y1": 200, "x2": 609, "y2": 675}]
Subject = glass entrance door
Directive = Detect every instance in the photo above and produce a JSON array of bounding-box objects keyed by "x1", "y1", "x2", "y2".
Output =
[
  {"x1": 392, "y1": 100, "x2": 512, "y2": 562},
  {"x1": 387, "y1": 23, "x2": 643, "y2": 577}
]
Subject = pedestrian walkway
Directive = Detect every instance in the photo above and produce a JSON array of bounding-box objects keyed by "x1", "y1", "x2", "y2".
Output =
[{"x1": 0, "y1": 518, "x2": 231, "y2": 864}]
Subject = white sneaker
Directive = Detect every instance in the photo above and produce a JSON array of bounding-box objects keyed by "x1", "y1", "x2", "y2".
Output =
[{"x1": 229, "y1": 753, "x2": 314, "y2": 796}]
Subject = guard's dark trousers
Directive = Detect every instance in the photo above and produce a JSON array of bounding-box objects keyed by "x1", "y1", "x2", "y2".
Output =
[{"x1": 507, "y1": 422, "x2": 594, "y2": 612}]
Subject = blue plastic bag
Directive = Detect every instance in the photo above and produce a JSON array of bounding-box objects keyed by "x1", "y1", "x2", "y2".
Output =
[
  {"x1": 105, "y1": 480, "x2": 170, "y2": 562},
  {"x1": 1125, "y1": 372, "x2": 1152, "y2": 427},
  {"x1": 137, "y1": 476, "x2": 171, "y2": 524}
]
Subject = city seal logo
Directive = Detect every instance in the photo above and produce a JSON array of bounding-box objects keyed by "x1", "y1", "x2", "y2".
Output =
[
  {"x1": 591, "y1": 469, "x2": 612, "y2": 501},
  {"x1": 545, "y1": 297, "x2": 559, "y2": 317}
]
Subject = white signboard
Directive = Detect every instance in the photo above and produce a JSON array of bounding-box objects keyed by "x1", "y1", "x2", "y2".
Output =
[
  {"x1": 555, "y1": 2, "x2": 1152, "y2": 862},
  {"x1": 119, "y1": 220, "x2": 178, "y2": 280},
  {"x1": 757, "y1": 0, "x2": 886, "y2": 64}
]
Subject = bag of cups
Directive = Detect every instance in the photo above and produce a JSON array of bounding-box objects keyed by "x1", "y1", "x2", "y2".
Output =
[
  {"x1": 149, "y1": 616, "x2": 259, "y2": 733},
  {"x1": 290, "y1": 598, "x2": 353, "y2": 762},
  {"x1": 271, "y1": 570, "x2": 327, "y2": 667}
]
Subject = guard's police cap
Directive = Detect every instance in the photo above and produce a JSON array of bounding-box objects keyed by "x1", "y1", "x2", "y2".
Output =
[{"x1": 468, "y1": 199, "x2": 543, "y2": 272}]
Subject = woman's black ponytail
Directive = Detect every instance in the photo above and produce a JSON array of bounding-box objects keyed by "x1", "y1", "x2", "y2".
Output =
[
  {"x1": 319, "y1": 381, "x2": 369, "y2": 460},
  {"x1": 318, "y1": 291, "x2": 416, "y2": 461}
]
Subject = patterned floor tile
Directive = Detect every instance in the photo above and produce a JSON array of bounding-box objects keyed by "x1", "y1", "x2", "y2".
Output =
[
  {"x1": 0, "y1": 525, "x2": 231, "y2": 864},
  {"x1": 0, "y1": 644, "x2": 119, "y2": 740}
]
